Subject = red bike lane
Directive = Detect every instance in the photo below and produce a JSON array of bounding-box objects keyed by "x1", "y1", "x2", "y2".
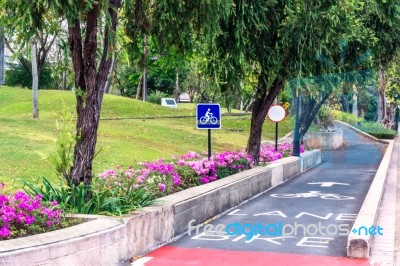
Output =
[{"x1": 143, "y1": 246, "x2": 369, "y2": 266}]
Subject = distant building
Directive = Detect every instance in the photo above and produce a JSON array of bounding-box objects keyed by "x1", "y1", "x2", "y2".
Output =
[{"x1": 178, "y1": 92, "x2": 191, "y2": 103}]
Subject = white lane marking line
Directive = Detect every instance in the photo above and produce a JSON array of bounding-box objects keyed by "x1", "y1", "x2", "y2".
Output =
[
  {"x1": 131, "y1": 257, "x2": 153, "y2": 266},
  {"x1": 307, "y1": 182, "x2": 350, "y2": 187}
]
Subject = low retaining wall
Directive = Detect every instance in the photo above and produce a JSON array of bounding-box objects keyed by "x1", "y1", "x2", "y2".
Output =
[
  {"x1": 304, "y1": 130, "x2": 344, "y2": 150},
  {"x1": 347, "y1": 139, "x2": 393, "y2": 258},
  {"x1": 333, "y1": 120, "x2": 394, "y2": 258},
  {"x1": 0, "y1": 150, "x2": 321, "y2": 266}
]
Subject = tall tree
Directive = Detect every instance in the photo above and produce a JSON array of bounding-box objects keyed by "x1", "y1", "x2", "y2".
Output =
[
  {"x1": 297, "y1": 50, "x2": 375, "y2": 137},
  {"x1": 63, "y1": 0, "x2": 122, "y2": 184},
  {"x1": 0, "y1": 1, "x2": 59, "y2": 118},
  {"x1": 208, "y1": 0, "x2": 367, "y2": 163},
  {"x1": 296, "y1": 0, "x2": 400, "y2": 134},
  {"x1": 0, "y1": 27, "x2": 4, "y2": 85},
  {"x1": 11, "y1": 0, "x2": 230, "y2": 185},
  {"x1": 364, "y1": 1, "x2": 400, "y2": 123},
  {"x1": 382, "y1": 54, "x2": 400, "y2": 128},
  {"x1": 2, "y1": 0, "x2": 124, "y2": 183},
  {"x1": 31, "y1": 40, "x2": 39, "y2": 118},
  {"x1": 123, "y1": 0, "x2": 229, "y2": 101}
]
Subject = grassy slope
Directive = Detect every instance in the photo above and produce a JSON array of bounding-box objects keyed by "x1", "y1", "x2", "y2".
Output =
[{"x1": 0, "y1": 86, "x2": 293, "y2": 188}]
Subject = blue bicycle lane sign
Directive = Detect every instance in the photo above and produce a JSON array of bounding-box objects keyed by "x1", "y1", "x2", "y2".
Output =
[{"x1": 196, "y1": 103, "x2": 221, "y2": 129}]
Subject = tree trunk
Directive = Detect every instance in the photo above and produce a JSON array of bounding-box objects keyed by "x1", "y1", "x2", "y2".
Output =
[
  {"x1": 387, "y1": 103, "x2": 395, "y2": 129},
  {"x1": 0, "y1": 27, "x2": 4, "y2": 85},
  {"x1": 352, "y1": 85, "x2": 358, "y2": 117},
  {"x1": 247, "y1": 98, "x2": 264, "y2": 162},
  {"x1": 135, "y1": 74, "x2": 143, "y2": 99},
  {"x1": 142, "y1": 34, "x2": 148, "y2": 102},
  {"x1": 299, "y1": 92, "x2": 331, "y2": 136},
  {"x1": 377, "y1": 68, "x2": 387, "y2": 123},
  {"x1": 62, "y1": 70, "x2": 67, "y2": 90},
  {"x1": 246, "y1": 76, "x2": 284, "y2": 164},
  {"x1": 104, "y1": 50, "x2": 119, "y2": 93},
  {"x1": 359, "y1": 109, "x2": 365, "y2": 119},
  {"x1": 68, "y1": 0, "x2": 121, "y2": 185},
  {"x1": 31, "y1": 40, "x2": 39, "y2": 119},
  {"x1": 299, "y1": 97, "x2": 316, "y2": 135},
  {"x1": 174, "y1": 69, "x2": 180, "y2": 102},
  {"x1": 342, "y1": 94, "x2": 350, "y2": 113}
]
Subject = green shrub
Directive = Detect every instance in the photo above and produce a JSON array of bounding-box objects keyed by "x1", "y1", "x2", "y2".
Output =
[
  {"x1": 5, "y1": 62, "x2": 55, "y2": 89},
  {"x1": 21, "y1": 177, "x2": 154, "y2": 215},
  {"x1": 174, "y1": 165, "x2": 201, "y2": 189},
  {"x1": 363, "y1": 92, "x2": 378, "y2": 122},
  {"x1": 115, "y1": 65, "x2": 140, "y2": 97},
  {"x1": 49, "y1": 108, "x2": 76, "y2": 181},
  {"x1": 331, "y1": 110, "x2": 363, "y2": 124},
  {"x1": 367, "y1": 132, "x2": 396, "y2": 139},
  {"x1": 147, "y1": 91, "x2": 170, "y2": 104},
  {"x1": 331, "y1": 110, "x2": 396, "y2": 139},
  {"x1": 318, "y1": 105, "x2": 334, "y2": 128},
  {"x1": 353, "y1": 121, "x2": 397, "y2": 139}
]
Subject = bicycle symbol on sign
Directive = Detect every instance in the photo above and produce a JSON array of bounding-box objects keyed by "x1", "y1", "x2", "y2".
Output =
[
  {"x1": 200, "y1": 108, "x2": 218, "y2": 124},
  {"x1": 270, "y1": 191, "x2": 354, "y2": 200}
]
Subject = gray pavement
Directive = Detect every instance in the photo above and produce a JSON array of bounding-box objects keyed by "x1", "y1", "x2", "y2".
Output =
[{"x1": 170, "y1": 126, "x2": 386, "y2": 257}]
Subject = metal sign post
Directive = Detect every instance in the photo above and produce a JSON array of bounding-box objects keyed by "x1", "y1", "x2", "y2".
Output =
[
  {"x1": 293, "y1": 96, "x2": 301, "y2": 156},
  {"x1": 208, "y1": 129, "x2": 211, "y2": 159},
  {"x1": 196, "y1": 103, "x2": 221, "y2": 159},
  {"x1": 275, "y1": 122, "x2": 278, "y2": 151},
  {"x1": 267, "y1": 105, "x2": 286, "y2": 151}
]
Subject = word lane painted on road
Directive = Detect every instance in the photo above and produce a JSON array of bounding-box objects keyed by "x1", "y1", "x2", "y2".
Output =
[
  {"x1": 186, "y1": 209, "x2": 359, "y2": 249},
  {"x1": 186, "y1": 209, "x2": 382, "y2": 250},
  {"x1": 226, "y1": 209, "x2": 358, "y2": 221}
]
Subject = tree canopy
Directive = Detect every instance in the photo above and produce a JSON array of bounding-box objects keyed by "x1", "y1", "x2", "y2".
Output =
[
  {"x1": 1, "y1": 0, "x2": 399, "y2": 181},
  {"x1": 207, "y1": 0, "x2": 378, "y2": 162}
]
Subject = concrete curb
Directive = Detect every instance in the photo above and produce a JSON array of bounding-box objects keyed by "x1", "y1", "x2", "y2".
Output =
[
  {"x1": 347, "y1": 139, "x2": 394, "y2": 258},
  {"x1": 334, "y1": 120, "x2": 390, "y2": 144},
  {"x1": 0, "y1": 151, "x2": 321, "y2": 265},
  {"x1": 304, "y1": 129, "x2": 344, "y2": 150},
  {"x1": 261, "y1": 131, "x2": 294, "y2": 145}
]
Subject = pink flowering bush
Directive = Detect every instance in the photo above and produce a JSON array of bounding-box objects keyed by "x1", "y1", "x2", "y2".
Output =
[
  {"x1": 98, "y1": 142, "x2": 304, "y2": 199},
  {"x1": 99, "y1": 160, "x2": 181, "y2": 198},
  {"x1": 259, "y1": 142, "x2": 305, "y2": 164},
  {"x1": 176, "y1": 151, "x2": 253, "y2": 184},
  {"x1": 215, "y1": 151, "x2": 254, "y2": 179},
  {"x1": 0, "y1": 184, "x2": 65, "y2": 240}
]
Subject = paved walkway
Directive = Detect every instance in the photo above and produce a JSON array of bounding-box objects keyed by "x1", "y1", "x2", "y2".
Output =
[
  {"x1": 396, "y1": 135, "x2": 400, "y2": 265},
  {"x1": 370, "y1": 137, "x2": 398, "y2": 265},
  {"x1": 393, "y1": 137, "x2": 400, "y2": 265},
  {"x1": 139, "y1": 127, "x2": 391, "y2": 265}
]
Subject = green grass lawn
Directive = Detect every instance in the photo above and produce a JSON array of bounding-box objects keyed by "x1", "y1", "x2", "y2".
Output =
[{"x1": 0, "y1": 86, "x2": 293, "y2": 189}]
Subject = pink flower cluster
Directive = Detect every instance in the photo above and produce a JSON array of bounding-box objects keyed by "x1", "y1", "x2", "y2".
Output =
[
  {"x1": 0, "y1": 186, "x2": 62, "y2": 239},
  {"x1": 143, "y1": 160, "x2": 181, "y2": 186},
  {"x1": 177, "y1": 151, "x2": 253, "y2": 184},
  {"x1": 259, "y1": 142, "x2": 305, "y2": 164},
  {"x1": 99, "y1": 159, "x2": 182, "y2": 196},
  {"x1": 99, "y1": 142, "x2": 304, "y2": 197}
]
